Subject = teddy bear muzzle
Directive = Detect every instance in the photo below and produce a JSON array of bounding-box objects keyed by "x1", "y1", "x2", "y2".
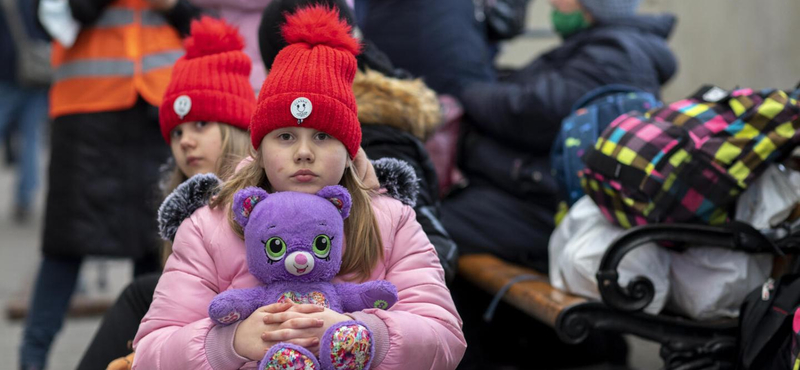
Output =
[{"x1": 285, "y1": 251, "x2": 315, "y2": 276}]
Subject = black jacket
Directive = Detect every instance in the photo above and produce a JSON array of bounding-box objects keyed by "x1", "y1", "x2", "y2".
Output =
[
  {"x1": 355, "y1": 67, "x2": 459, "y2": 283},
  {"x1": 458, "y1": 14, "x2": 677, "y2": 200},
  {"x1": 360, "y1": 0, "x2": 495, "y2": 96},
  {"x1": 459, "y1": 14, "x2": 677, "y2": 155}
]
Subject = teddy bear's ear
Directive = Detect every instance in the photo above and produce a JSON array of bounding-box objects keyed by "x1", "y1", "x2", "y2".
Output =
[
  {"x1": 232, "y1": 187, "x2": 269, "y2": 228},
  {"x1": 316, "y1": 185, "x2": 352, "y2": 219}
]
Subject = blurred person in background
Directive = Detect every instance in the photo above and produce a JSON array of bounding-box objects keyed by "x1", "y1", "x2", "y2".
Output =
[
  {"x1": 18, "y1": 0, "x2": 192, "y2": 369},
  {"x1": 0, "y1": 0, "x2": 50, "y2": 224},
  {"x1": 76, "y1": 17, "x2": 255, "y2": 369},
  {"x1": 441, "y1": 0, "x2": 677, "y2": 368}
]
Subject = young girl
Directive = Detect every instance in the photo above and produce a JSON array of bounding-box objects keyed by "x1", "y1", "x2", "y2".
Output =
[
  {"x1": 133, "y1": 5, "x2": 465, "y2": 370},
  {"x1": 75, "y1": 16, "x2": 254, "y2": 370}
]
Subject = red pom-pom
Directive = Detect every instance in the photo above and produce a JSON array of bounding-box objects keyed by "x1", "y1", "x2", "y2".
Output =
[
  {"x1": 184, "y1": 16, "x2": 245, "y2": 59},
  {"x1": 281, "y1": 5, "x2": 360, "y2": 56}
]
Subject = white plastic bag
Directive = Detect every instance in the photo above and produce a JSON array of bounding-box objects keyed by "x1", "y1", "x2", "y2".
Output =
[
  {"x1": 667, "y1": 248, "x2": 772, "y2": 320},
  {"x1": 735, "y1": 164, "x2": 800, "y2": 229},
  {"x1": 667, "y1": 165, "x2": 798, "y2": 320},
  {"x1": 549, "y1": 196, "x2": 671, "y2": 314}
]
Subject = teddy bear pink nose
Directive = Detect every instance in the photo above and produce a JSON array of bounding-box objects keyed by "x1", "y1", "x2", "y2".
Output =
[{"x1": 295, "y1": 253, "x2": 308, "y2": 265}]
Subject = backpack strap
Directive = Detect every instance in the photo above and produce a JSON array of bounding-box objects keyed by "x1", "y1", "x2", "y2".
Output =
[{"x1": 570, "y1": 84, "x2": 648, "y2": 112}]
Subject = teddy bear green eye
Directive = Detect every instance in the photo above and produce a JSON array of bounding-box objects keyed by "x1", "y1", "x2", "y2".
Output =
[
  {"x1": 264, "y1": 237, "x2": 286, "y2": 261},
  {"x1": 313, "y1": 235, "x2": 331, "y2": 259}
]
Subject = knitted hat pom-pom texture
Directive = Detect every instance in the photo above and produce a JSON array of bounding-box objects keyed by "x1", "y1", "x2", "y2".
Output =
[
  {"x1": 281, "y1": 5, "x2": 360, "y2": 56},
  {"x1": 184, "y1": 16, "x2": 246, "y2": 59}
]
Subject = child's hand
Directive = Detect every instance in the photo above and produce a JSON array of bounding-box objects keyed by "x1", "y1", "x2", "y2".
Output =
[
  {"x1": 233, "y1": 302, "x2": 324, "y2": 360},
  {"x1": 262, "y1": 308, "x2": 351, "y2": 356}
]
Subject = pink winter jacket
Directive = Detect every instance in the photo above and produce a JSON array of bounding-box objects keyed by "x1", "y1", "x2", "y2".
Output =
[{"x1": 132, "y1": 194, "x2": 466, "y2": 369}]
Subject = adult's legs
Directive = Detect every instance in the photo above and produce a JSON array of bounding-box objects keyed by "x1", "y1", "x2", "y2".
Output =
[
  {"x1": 77, "y1": 273, "x2": 160, "y2": 370},
  {"x1": 0, "y1": 81, "x2": 24, "y2": 137},
  {"x1": 19, "y1": 256, "x2": 83, "y2": 370},
  {"x1": 133, "y1": 247, "x2": 162, "y2": 277},
  {"x1": 0, "y1": 82, "x2": 26, "y2": 219},
  {"x1": 15, "y1": 88, "x2": 48, "y2": 212},
  {"x1": 440, "y1": 183, "x2": 554, "y2": 273}
]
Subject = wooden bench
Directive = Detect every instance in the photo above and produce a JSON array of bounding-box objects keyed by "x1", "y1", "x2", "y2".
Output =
[
  {"x1": 457, "y1": 254, "x2": 586, "y2": 328},
  {"x1": 457, "y1": 253, "x2": 632, "y2": 346}
]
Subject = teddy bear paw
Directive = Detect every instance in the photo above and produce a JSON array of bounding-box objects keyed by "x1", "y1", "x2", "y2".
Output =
[
  {"x1": 261, "y1": 343, "x2": 319, "y2": 370},
  {"x1": 321, "y1": 322, "x2": 373, "y2": 370}
]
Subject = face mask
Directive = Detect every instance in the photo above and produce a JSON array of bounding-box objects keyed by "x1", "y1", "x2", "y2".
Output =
[{"x1": 551, "y1": 9, "x2": 589, "y2": 38}]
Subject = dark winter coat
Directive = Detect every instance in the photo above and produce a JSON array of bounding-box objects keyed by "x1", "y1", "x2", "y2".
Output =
[
  {"x1": 43, "y1": 99, "x2": 170, "y2": 259},
  {"x1": 360, "y1": 0, "x2": 495, "y2": 96},
  {"x1": 355, "y1": 67, "x2": 459, "y2": 283},
  {"x1": 458, "y1": 14, "x2": 677, "y2": 200}
]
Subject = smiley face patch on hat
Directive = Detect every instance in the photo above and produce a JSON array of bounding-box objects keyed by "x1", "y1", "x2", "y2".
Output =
[
  {"x1": 248, "y1": 5, "x2": 362, "y2": 158},
  {"x1": 291, "y1": 97, "x2": 312, "y2": 123},
  {"x1": 174, "y1": 95, "x2": 192, "y2": 119}
]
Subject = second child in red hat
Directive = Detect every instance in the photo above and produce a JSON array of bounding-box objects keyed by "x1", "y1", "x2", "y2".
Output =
[
  {"x1": 159, "y1": 16, "x2": 255, "y2": 187},
  {"x1": 133, "y1": 5, "x2": 466, "y2": 370}
]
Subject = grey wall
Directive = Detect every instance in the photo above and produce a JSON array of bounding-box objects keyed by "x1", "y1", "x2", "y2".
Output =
[{"x1": 496, "y1": 0, "x2": 800, "y2": 101}]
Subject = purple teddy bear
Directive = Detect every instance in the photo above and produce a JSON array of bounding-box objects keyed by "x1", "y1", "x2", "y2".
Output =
[{"x1": 208, "y1": 185, "x2": 398, "y2": 370}]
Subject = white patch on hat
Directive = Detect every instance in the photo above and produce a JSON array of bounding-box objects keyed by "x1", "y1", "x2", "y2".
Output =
[
  {"x1": 174, "y1": 95, "x2": 192, "y2": 119},
  {"x1": 291, "y1": 97, "x2": 312, "y2": 124},
  {"x1": 702, "y1": 87, "x2": 728, "y2": 103}
]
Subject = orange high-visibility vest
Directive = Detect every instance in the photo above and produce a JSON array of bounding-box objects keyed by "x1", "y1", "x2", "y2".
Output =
[{"x1": 49, "y1": 0, "x2": 183, "y2": 118}]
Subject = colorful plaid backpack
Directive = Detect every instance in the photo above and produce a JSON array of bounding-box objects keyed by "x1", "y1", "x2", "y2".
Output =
[
  {"x1": 581, "y1": 85, "x2": 800, "y2": 228},
  {"x1": 551, "y1": 84, "x2": 661, "y2": 208}
]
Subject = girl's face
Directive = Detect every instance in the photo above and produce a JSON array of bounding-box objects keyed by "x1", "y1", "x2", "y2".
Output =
[
  {"x1": 259, "y1": 126, "x2": 348, "y2": 194},
  {"x1": 169, "y1": 121, "x2": 223, "y2": 178}
]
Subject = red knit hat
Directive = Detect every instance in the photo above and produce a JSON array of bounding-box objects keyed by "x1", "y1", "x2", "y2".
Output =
[
  {"x1": 160, "y1": 17, "x2": 256, "y2": 144},
  {"x1": 249, "y1": 5, "x2": 361, "y2": 158}
]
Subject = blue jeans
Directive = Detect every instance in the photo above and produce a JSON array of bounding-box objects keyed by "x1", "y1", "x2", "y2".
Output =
[
  {"x1": 0, "y1": 81, "x2": 48, "y2": 207},
  {"x1": 19, "y1": 256, "x2": 82, "y2": 370}
]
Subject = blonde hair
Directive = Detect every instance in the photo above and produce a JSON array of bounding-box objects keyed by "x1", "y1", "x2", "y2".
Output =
[
  {"x1": 161, "y1": 123, "x2": 251, "y2": 265},
  {"x1": 210, "y1": 149, "x2": 384, "y2": 282}
]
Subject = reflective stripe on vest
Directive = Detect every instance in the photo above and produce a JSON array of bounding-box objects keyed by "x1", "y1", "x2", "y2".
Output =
[
  {"x1": 94, "y1": 8, "x2": 134, "y2": 28},
  {"x1": 54, "y1": 59, "x2": 135, "y2": 82},
  {"x1": 141, "y1": 9, "x2": 169, "y2": 27},
  {"x1": 142, "y1": 50, "x2": 183, "y2": 73},
  {"x1": 94, "y1": 8, "x2": 168, "y2": 28}
]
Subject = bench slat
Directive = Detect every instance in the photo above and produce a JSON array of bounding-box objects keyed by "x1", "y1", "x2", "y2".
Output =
[{"x1": 458, "y1": 254, "x2": 587, "y2": 327}]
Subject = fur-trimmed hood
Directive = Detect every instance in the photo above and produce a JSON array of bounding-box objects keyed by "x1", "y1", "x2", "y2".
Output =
[
  {"x1": 354, "y1": 68, "x2": 442, "y2": 141},
  {"x1": 158, "y1": 158, "x2": 418, "y2": 242}
]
